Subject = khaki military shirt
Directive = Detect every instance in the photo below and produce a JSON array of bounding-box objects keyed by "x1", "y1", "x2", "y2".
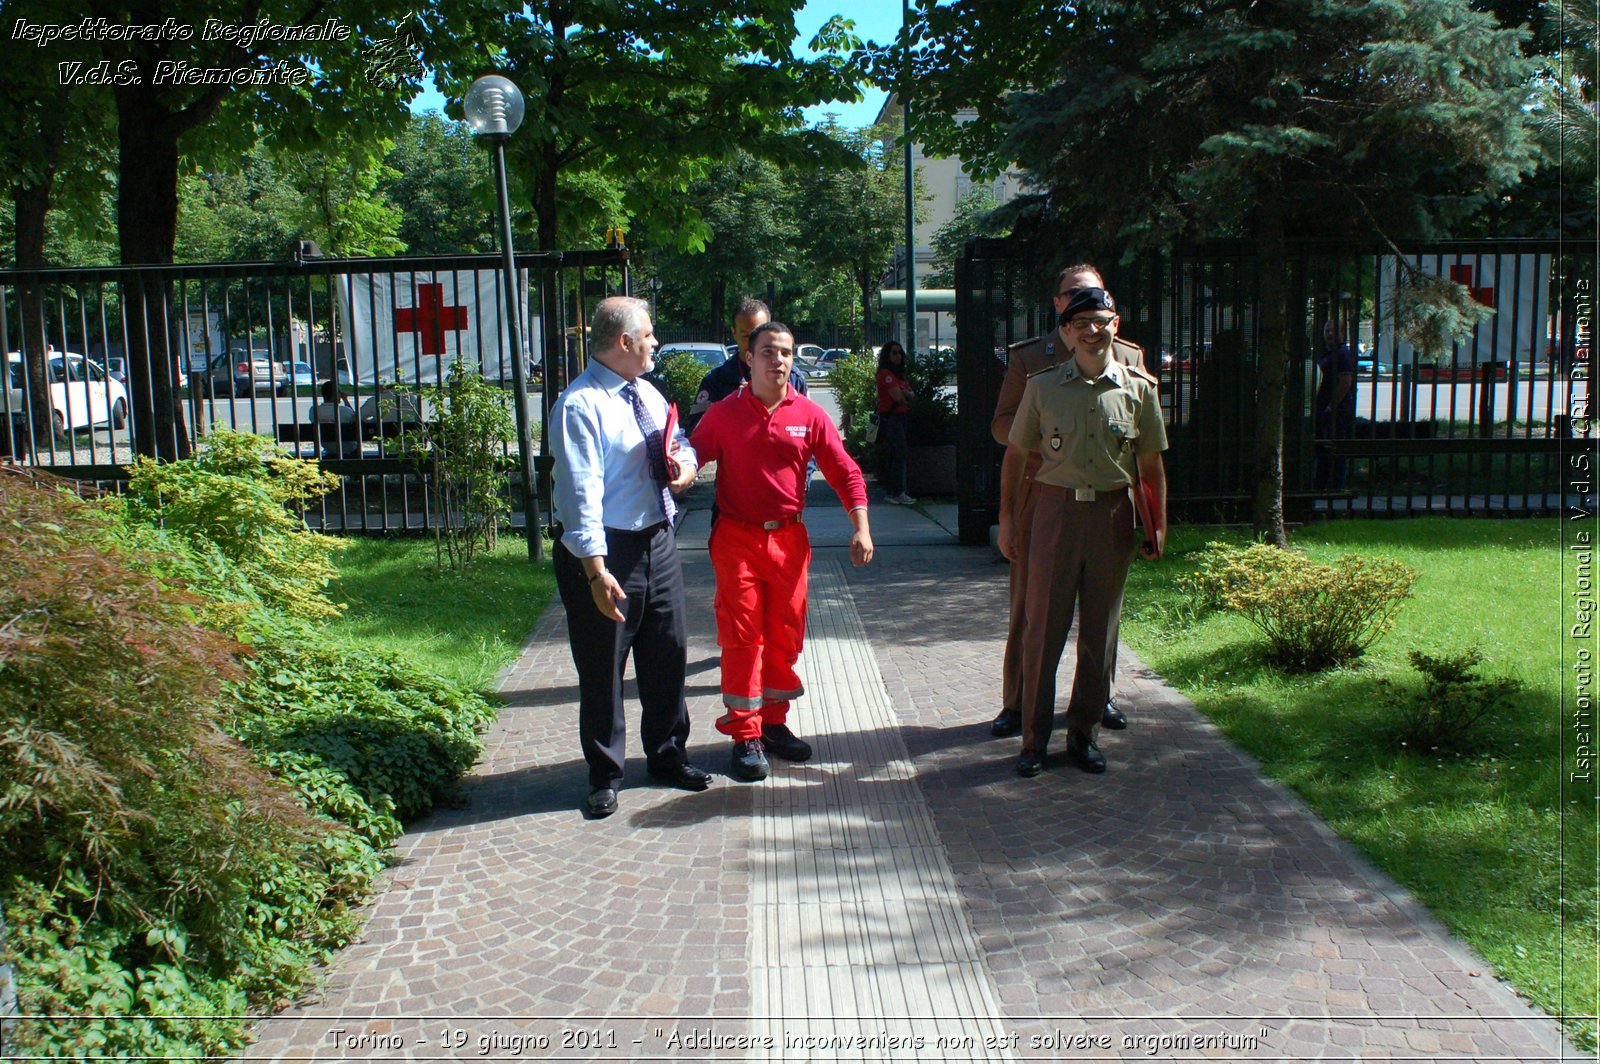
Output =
[
  {"x1": 991, "y1": 331, "x2": 1145, "y2": 447},
  {"x1": 1009, "y1": 356, "x2": 1168, "y2": 491}
]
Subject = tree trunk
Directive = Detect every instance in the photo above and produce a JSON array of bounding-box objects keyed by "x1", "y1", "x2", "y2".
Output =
[
  {"x1": 114, "y1": 86, "x2": 189, "y2": 460},
  {"x1": 857, "y1": 268, "x2": 874, "y2": 350},
  {"x1": 11, "y1": 182, "x2": 57, "y2": 461},
  {"x1": 1252, "y1": 185, "x2": 1290, "y2": 548},
  {"x1": 709, "y1": 279, "x2": 726, "y2": 341}
]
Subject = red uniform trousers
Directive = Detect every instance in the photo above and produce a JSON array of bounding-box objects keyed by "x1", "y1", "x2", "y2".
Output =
[{"x1": 709, "y1": 517, "x2": 810, "y2": 741}]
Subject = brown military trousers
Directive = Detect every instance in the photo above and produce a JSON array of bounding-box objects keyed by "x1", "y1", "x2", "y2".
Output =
[
  {"x1": 1019, "y1": 484, "x2": 1136, "y2": 755},
  {"x1": 1000, "y1": 477, "x2": 1042, "y2": 716}
]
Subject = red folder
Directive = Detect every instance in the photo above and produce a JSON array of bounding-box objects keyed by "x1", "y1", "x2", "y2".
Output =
[
  {"x1": 1135, "y1": 477, "x2": 1164, "y2": 560},
  {"x1": 663, "y1": 402, "x2": 682, "y2": 478}
]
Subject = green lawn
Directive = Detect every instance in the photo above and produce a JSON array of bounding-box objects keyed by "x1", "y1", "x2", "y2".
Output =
[
  {"x1": 1121, "y1": 518, "x2": 1596, "y2": 1051},
  {"x1": 326, "y1": 535, "x2": 557, "y2": 693}
]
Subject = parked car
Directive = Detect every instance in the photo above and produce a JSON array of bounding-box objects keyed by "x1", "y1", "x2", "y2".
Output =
[
  {"x1": 797, "y1": 343, "x2": 826, "y2": 364},
  {"x1": 278, "y1": 360, "x2": 317, "y2": 394},
  {"x1": 656, "y1": 342, "x2": 729, "y2": 371},
  {"x1": 208, "y1": 348, "x2": 283, "y2": 396},
  {"x1": 105, "y1": 355, "x2": 188, "y2": 390},
  {"x1": 815, "y1": 348, "x2": 850, "y2": 369},
  {"x1": 792, "y1": 357, "x2": 829, "y2": 381},
  {"x1": 6, "y1": 350, "x2": 129, "y2": 433}
]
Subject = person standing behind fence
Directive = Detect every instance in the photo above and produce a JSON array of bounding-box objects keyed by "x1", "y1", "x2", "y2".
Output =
[
  {"x1": 690, "y1": 321, "x2": 874, "y2": 782},
  {"x1": 550, "y1": 296, "x2": 709, "y2": 819},
  {"x1": 875, "y1": 340, "x2": 915, "y2": 505},
  {"x1": 999, "y1": 286, "x2": 1167, "y2": 778},
  {"x1": 1314, "y1": 318, "x2": 1356, "y2": 490},
  {"x1": 312, "y1": 379, "x2": 361, "y2": 460},
  {"x1": 988, "y1": 264, "x2": 1145, "y2": 742}
]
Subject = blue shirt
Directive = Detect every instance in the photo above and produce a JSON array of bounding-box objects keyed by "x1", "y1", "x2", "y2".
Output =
[{"x1": 551, "y1": 359, "x2": 697, "y2": 558}]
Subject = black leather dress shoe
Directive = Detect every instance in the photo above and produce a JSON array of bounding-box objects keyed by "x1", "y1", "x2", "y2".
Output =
[
  {"x1": 1016, "y1": 751, "x2": 1045, "y2": 777},
  {"x1": 1065, "y1": 733, "x2": 1107, "y2": 774},
  {"x1": 991, "y1": 709, "x2": 1022, "y2": 738},
  {"x1": 585, "y1": 786, "x2": 618, "y2": 817},
  {"x1": 1102, "y1": 700, "x2": 1128, "y2": 730},
  {"x1": 647, "y1": 761, "x2": 713, "y2": 791}
]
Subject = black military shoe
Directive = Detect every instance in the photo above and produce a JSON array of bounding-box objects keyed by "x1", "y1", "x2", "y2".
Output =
[
  {"x1": 648, "y1": 760, "x2": 713, "y2": 791},
  {"x1": 761, "y1": 724, "x2": 813, "y2": 763},
  {"x1": 1102, "y1": 700, "x2": 1128, "y2": 730},
  {"x1": 990, "y1": 709, "x2": 1022, "y2": 738},
  {"x1": 585, "y1": 786, "x2": 618, "y2": 818},
  {"x1": 730, "y1": 739, "x2": 770, "y2": 782},
  {"x1": 1016, "y1": 750, "x2": 1045, "y2": 778},
  {"x1": 1065, "y1": 733, "x2": 1107, "y2": 774}
]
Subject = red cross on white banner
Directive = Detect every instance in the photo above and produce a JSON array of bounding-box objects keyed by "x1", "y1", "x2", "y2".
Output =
[
  {"x1": 1448, "y1": 265, "x2": 1496, "y2": 310},
  {"x1": 394, "y1": 283, "x2": 470, "y2": 356}
]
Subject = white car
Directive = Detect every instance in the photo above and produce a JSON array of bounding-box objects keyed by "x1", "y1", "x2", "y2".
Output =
[
  {"x1": 6, "y1": 350, "x2": 130, "y2": 433},
  {"x1": 656, "y1": 342, "x2": 730, "y2": 371}
]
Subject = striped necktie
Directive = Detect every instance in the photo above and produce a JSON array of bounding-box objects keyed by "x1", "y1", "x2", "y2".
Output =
[{"x1": 621, "y1": 381, "x2": 675, "y2": 523}]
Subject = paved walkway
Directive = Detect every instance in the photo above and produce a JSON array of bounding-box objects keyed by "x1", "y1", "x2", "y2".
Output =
[{"x1": 244, "y1": 481, "x2": 1575, "y2": 1062}]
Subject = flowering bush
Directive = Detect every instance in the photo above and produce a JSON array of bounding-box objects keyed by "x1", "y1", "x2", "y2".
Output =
[{"x1": 1182, "y1": 541, "x2": 1416, "y2": 670}]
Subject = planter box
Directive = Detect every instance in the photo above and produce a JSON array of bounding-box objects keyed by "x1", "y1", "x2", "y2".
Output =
[{"x1": 906, "y1": 443, "x2": 957, "y2": 496}]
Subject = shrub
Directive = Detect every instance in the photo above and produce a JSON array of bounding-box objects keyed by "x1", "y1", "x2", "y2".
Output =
[
  {"x1": 227, "y1": 613, "x2": 497, "y2": 822},
  {"x1": 1379, "y1": 648, "x2": 1522, "y2": 752},
  {"x1": 116, "y1": 429, "x2": 343, "y2": 621},
  {"x1": 653, "y1": 350, "x2": 709, "y2": 412},
  {"x1": 398, "y1": 357, "x2": 517, "y2": 572},
  {"x1": 829, "y1": 352, "x2": 880, "y2": 458},
  {"x1": 0, "y1": 470, "x2": 373, "y2": 1058},
  {"x1": 1182, "y1": 541, "x2": 1417, "y2": 670},
  {"x1": 904, "y1": 355, "x2": 957, "y2": 446}
]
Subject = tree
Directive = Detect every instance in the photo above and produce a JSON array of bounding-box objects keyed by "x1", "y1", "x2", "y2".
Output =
[
  {"x1": 926, "y1": 188, "x2": 999, "y2": 289},
  {"x1": 69, "y1": 1, "x2": 417, "y2": 459},
  {"x1": 790, "y1": 119, "x2": 908, "y2": 349},
  {"x1": 419, "y1": 3, "x2": 859, "y2": 253},
  {"x1": 877, "y1": 0, "x2": 1540, "y2": 544},
  {"x1": 380, "y1": 112, "x2": 496, "y2": 256}
]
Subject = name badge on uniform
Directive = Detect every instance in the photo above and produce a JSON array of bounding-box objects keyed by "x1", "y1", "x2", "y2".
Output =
[{"x1": 1049, "y1": 431, "x2": 1062, "y2": 452}]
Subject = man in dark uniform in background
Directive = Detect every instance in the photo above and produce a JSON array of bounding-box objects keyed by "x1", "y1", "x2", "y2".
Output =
[
  {"x1": 999, "y1": 287, "x2": 1167, "y2": 777},
  {"x1": 988, "y1": 264, "x2": 1145, "y2": 741},
  {"x1": 687, "y1": 298, "x2": 809, "y2": 431}
]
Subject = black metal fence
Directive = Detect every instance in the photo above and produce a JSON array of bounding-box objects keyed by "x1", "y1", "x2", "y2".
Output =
[
  {"x1": 0, "y1": 250, "x2": 629, "y2": 531},
  {"x1": 954, "y1": 236, "x2": 1596, "y2": 543}
]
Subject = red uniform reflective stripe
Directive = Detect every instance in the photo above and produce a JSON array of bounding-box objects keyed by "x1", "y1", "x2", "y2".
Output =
[{"x1": 709, "y1": 520, "x2": 809, "y2": 741}]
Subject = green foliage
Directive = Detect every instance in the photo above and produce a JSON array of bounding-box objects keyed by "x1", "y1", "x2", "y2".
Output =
[
  {"x1": 398, "y1": 359, "x2": 516, "y2": 573},
  {"x1": 904, "y1": 355, "x2": 957, "y2": 446},
  {"x1": 116, "y1": 429, "x2": 343, "y2": 621},
  {"x1": 827, "y1": 352, "x2": 881, "y2": 457},
  {"x1": 653, "y1": 351, "x2": 711, "y2": 413},
  {"x1": 926, "y1": 188, "x2": 1000, "y2": 288},
  {"x1": 381, "y1": 112, "x2": 496, "y2": 255},
  {"x1": 0, "y1": 472, "x2": 376, "y2": 1058},
  {"x1": 227, "y1": 613, "x2": 496, "y2": 823},
  {"x1": 1392, "y1": 271, "x2": 1501, "y2": 362},
  {"x1": 1379, "y1": 648, "x2": 1523, "y2": 753},
  {"x1": 1183, "y1": 541, "x2": 1417, "y2": 670}
]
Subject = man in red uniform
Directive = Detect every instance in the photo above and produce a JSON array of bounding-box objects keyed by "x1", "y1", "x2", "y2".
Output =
[{"x1": 690, "y1": 321, "x2": 875, "y2": 781}]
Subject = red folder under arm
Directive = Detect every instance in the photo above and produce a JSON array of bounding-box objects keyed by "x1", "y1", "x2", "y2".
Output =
[{"x1": 1135, "y1": 476, "x2": 1164, "y2": 559}]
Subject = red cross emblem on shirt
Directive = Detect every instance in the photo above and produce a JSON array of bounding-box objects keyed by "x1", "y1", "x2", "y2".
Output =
[{"x1": 394, "y1": 282, "x2": 469, "y2": 355}]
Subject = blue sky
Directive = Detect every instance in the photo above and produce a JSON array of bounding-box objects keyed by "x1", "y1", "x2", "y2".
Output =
[{"x1": 408, "y1": 0, "x2": 900, "y2": 130}]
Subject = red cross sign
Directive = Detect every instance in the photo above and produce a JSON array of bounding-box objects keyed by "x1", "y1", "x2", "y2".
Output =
[
  {"x1": 394, "y1": 283, "x2": 470, "y2": 356},
  {"x1": 1448, "y1": 264, "x2": 1496, "y2": 309}
]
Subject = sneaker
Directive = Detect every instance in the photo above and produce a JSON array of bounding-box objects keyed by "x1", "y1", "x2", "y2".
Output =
[
  {"x1": 893, "y1": 493, "x2": 918, "y2": 505},
  {"x1": 730, "y1": 739, "x2": 770, "y2": 781},
  {"x1": 884, "y1": 494, "x2": 904, "y2": 505},
  {"x1": 761, "y1": 723, "x2": 813, "y2": 762}
]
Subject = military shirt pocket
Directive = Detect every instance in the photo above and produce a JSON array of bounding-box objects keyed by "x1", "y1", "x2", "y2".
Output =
[
  {"x1": 1043, "y1": 411, "x2": 1084, "y2": 454},
  {"x1": 1098, "y1": 394, "x2": 1139, "y2": 452}
]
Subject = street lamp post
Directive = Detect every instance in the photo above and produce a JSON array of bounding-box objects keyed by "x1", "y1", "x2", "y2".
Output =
[{"x1": 465, "y1": 74, "x2": 542, "y2": 562}]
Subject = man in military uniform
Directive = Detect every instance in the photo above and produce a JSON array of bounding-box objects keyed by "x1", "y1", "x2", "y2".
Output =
[
  {"x1": 989, "y1": 265, "x2": 1145, "y2": 741},
  {"x1": 999, "y1": 287, "x2": 1167, "y2": 776}
]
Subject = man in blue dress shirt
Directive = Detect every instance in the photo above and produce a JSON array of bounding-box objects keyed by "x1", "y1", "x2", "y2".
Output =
[{"x1": 551, "y1": 296, "x2": 709, "y2": 818}]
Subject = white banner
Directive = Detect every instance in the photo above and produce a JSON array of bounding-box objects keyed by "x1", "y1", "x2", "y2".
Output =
[
  {"x1": 335, "y1": 269, "x2": 534, "y2": 385},
  {"x1": 1378, "y1": 253, "x2": 1552, "y2": 365}
]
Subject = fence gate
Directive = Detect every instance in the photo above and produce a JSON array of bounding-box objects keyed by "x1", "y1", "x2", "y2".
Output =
[
  {"x1": 954, "y1": 236, "x2": 1595, "y2": 543},
  {"x1": 0, "y1": 250, "x2": 629, "y2": 531}
]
